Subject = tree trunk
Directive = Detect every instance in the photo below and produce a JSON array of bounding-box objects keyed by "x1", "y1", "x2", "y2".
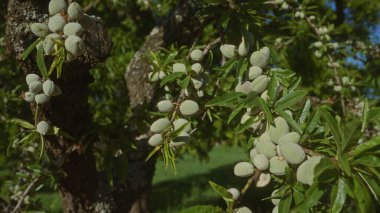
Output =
[
  {"x1": 6, "y1": 0, "x2": 201, "y2": 212},
  {"x1": 124, "y1": 1, "x2": 202, "y2": 212},
  {"x1": 6, "y1": 0, "x2": 113, "y2": 212}
]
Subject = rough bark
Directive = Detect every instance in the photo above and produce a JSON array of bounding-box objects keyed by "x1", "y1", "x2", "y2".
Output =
[
  {"x1": 6, "y1": 0, "x2": 201, "y2": 212},
  {"x1": 6, "y1": 0, "x2": 112, "y2": 212},
  {"x1": 124, "y1": 1, "x2": 202, "y2": 212}
]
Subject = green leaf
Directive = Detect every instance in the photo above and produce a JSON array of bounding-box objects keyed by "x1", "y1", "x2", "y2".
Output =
[
  {"x1": 36, "y1": 44, "x2": 48, "y2": 79},
  {"x1": 21, "y1": 39, "x2": 42, "y2": 60},
  {"x1": 313, "y1": 157, "x2": 337, "y2": 184},
  {"x1": 178, "y1": 205, "x2": 224, "y2": 213},
  {"x1": 331, "y1": 178, "x2": 346, "y2": 213},
  {"x1": 257, "y1": 97, "x2": 273, "y2": 123},
  {"x1": 274, "y1": 90, "x2": 307, "y2": 110},
  {"x1": 306, "y1": 110, "x2": 320, "y2": 133},
  {"x1": 208, "y1": 181, "x2": 233, "y2": 202},
  {"x1": 275, "y1": 109, "x2": 302, "y2": 134},
  {"x1": 236, "y1": 116, "x2": 260, "y2": 133},
  {"x1": 292, "y1": 184, "x2": 324, "y2": 212},
  {"x1": 367, "y1": 107, "x2": 380, "y2": 122},
  {"x1": 278, "y1": 194, "x2": 292, "y2": 213},
  {"x1": 206, "y1": 92, "x2": 245, "y2": 107},
  {"x1": 353, "y1": 175, "x2": 375, "y2": 213},
  {"x1": 227, "y1": 101, "x2": 244, "y2": 124},
  {"x1": 145, "y1": 145, "x2": 161, "y2": 162},
  {"x1": 298, "y1": 99, "x2": 311, "y2": 124},
  {"x1": 352, "y1": 155, "x2": 380, "y2": 167},
  {"x1": 319, "y1": 108, "x2": 342, "y2": 149},
  {"x1": 352, "y1": 136, "x2": 380, "y2": 157},
  {"x1": 267, "y1": 75, "x2": 278, "y2": 104},
  {"x1": 180, "y1": 76, "x2": 191, "y2": 89},
  {"x1": 361, "y1": 99, "x2": 369, "y2": 132},
  {"x1": 359, "y1": 173, "x2": 380, "y2": 202},
  {"x1": 160, "y1": 72, "x2": 186, "y2": 87},
  {"x1": 7, "y1": 118, "x2": 35, "y2": 129}
]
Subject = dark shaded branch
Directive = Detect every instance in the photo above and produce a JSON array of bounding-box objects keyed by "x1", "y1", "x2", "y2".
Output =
[{"x1": 334, "y1": 0, "x2": 345, "y2": 26}]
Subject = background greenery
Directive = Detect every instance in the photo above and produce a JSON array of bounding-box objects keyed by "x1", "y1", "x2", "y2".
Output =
[{"x1": 1, "y1": 0, "x2": 379, "y2": 212}]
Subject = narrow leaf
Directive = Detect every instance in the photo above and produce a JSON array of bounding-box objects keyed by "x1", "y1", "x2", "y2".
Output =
[
  {"x1": 21, "y1": 38, "x2": 41, "y2": 60},
  {"x1": 331, "y1": 178, "x2": 346, "y2": 213},
  {"x1": 274, "y1": 90, "x2": 307, "y2": 110},
  {"x1": 36, "y1": 44, "x2": 48, "y2": 79},
  {"x1": 257, "y1": 97, "x2": 273, "y2": 123},
  {"x1": 206, "y1": 92, "x2": 245, "y2": 107}
]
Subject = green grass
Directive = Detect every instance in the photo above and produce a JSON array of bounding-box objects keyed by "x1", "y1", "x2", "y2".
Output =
[{"x1": 30, "y1": 145, "x2": 274, "y2": 212}]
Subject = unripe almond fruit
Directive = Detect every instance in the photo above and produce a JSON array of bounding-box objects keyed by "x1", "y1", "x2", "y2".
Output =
[
  {"x1": 29, "y1": 81, "x2": 43, "y2": 93},
  {"x1": 30, "y1": 23, "x2": 49, "y2": 38},
  {"x1": 68, "y1": 2, "x2": 84, "y2": 20},
  {"x1": 236, "y1": 206, "x2": 252, "y2": 213},
  {"x1": 26, "y1": 74, "x2": 40, "y2": 85},
  {"x1": 249, "y1": 148, "x2": 259, "y2": 162},
  {"x1": 260, "y1": 90, "x2": 269, "y2": 101},
  {"x1": 240, "y1": 113, "x2": 251, "y2": 124},
  {"x1": 172, "y1": 132, "x2": 190, "y2": 144},
  {"x1": 234, "y1": 162, "x2": 255, "y2": 177},
  {"x1": 150, "y1": 118, "x2": 170, "y2": 133},
  {"x1": 296, "y1": 156, "x2": 322, "y2": 185},
  {"x1": 48, "y1": 14, "x2": 66, "y2": 33},
  {"x1": 43, "y1": 80, "x2": 55, "y2": 96},
  {"x1": 259, "y1": 131, "x2": 272, "y2": 143},
  {"x1": 261, "y1": 47, "x2": 270, "y2": 59},
  {"x1": 158, "y1": 71, "x2": 166, "y2": 79},
  {"x1": 24, "y1": 92, "x2": 35, "y2": 102},
  {"x1": 227, "y1": 188, "x2": 240, "y2": 201},
  {"x1": 238, "y1": 39, "x2": 249, "y2": 56},
  {"x1": 253, "y1": 154, "x2": 269, "y2": 170},
  {"x1": 37, "y1": 121, "x2": 50, "y2": 135},
  {"x1": 279, "y1": 143, "x2": 305, "y2": 164},
  {"x1": 51, "y1": 85, "x2": 62, "y2": 96},
  {"x1": 179, "y1": 100, "x2": 199, "y2": 116},
  {"x1": 248, "y1": 66, "x2": 263, "y2": 80},
  {"x1": 250, "y1": 50, "x2": 268, "y2": 68},
  {"x1": 63, "y1": 23, "x2": 84, "y2": 36},
  {"x1": 148, "y1": 134, "x2": 163, "y2": 146},
  {"x1": 157, "y1": 100, "x2": 173, "y2": 112},
  {"x1": 78, "y1": 14, "x2": 96, "y2": 31},
  {"x1": 48, "y1": 0, "x2": 67, "y2": 15},
  {"x1": 278, "y1": 132, "x2": 301, "y2": 144},
  {"x1": 235, "y1": 81, "x2": 252, "y2": 94},
  {"x1": 256, "y1": 140, "x2": 277, "y2": 158},
  {"x1": 44, "y1": 33, "x2": 62, "y2": 55},
  {"x1": 268, "y1": 117, "x2": 289, "y2": 144},
  {"x1": 35, "y1": 94, "x2": 51, "y2": 104},
  {"x1": 148, "y1": 72, "x2": 159, "y2": 82},
  {"x1": 269, "y1": 157, "x2": 288, "y2": 176},
  {"x1": 173, "y1": 118, "x2": 191, "y2": 133},
  {"x1": 190, "y1": 49, "x2": 204, "y2": 61},
  {"x1": 256, "y1": 173, "x2": 271, "y2": 187},
  {"x1": 220, "y1": 44, "x2": 237, "y2": 59},
  {"x1": 172, "y1": 63, "x2": 186, "y2": 73},
  {"x1": 271, "y1": 190, "x2": 280, "y2": 206},
  {"x1": 272, "y1": 206, "x2": 279, "y2": 213},
  {"x1": 191, "y1": 78, "x2": 203, "y2": 90},
  {"x1": 191, "y1": 63, "x2": 203, "y2": 74},
  {"x1": 251, "y1": 75, "x2": 269, "y2": 94},
  {"x1": 65, "y1": 35, "x2": 85, "y2": 57}
]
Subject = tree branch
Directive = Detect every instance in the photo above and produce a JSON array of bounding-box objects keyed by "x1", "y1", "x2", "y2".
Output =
[{"x1": 10, "y1": 176, "x2": 40, "y2": 213}]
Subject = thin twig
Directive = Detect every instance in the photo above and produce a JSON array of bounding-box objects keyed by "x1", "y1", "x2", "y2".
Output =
[
  {"x1": 233, "y1": 170, "x2": 261, "y2": 209},
  {"x1": 11, "y1": 176, "x2": 40, "y2": 213},
  {"x1": 203, "y1": 37, "x2": 222, "y2": 55},
  {"x1": 304, "y1": 16, "x2": 346, "y2": 115}
]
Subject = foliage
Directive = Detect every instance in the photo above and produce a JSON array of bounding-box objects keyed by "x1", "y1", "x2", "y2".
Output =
[{"x1": 0, "y1": 0, "x2": 380, "y2": 212}]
